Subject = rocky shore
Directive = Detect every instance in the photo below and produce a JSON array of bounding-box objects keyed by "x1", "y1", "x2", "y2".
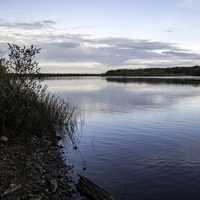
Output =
[
  {"x1": 0, "y1": 44, "x2": 89, "y2": 200},
  {"x1": 0, "y1": 132, "x2": 84, "y2": 200}
]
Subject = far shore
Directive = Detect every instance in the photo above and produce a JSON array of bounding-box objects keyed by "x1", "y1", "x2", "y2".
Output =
[{"x1": 8, "y1": 65, "x2": 200, "y2": 78}]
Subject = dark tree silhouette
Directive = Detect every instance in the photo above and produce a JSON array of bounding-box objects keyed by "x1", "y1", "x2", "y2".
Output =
[
  {"x1": 5, "y1": 44, "x2": 42, "y2": 92},
  {"x1": 6, "y1": 43, "x2": 41, "y2": 74}
]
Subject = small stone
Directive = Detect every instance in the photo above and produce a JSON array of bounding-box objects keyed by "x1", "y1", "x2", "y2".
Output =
[
  {"x1": 56, "y1": 135, "x2": 62, "y2": 141},
  {"x1": 50, "y1": 179, "x2": 58, "y2": 193},
  {"x1": 0, "y1": 136, "x2": 8, "y2": 142},
  {"x1": 46, "y1": 177, "x2": 58, "y2": 193},
  {"x1": 82, "y1": 167, "x2": 87, "y2": 171}
]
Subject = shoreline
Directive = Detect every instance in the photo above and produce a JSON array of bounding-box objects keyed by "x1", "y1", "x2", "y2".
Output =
[
  {"x1": 8, "y1": 65, "x2": 200, "y2": 78},
  {"x1": 0, "y1": 131, "x2": 83, "y2": 200}
]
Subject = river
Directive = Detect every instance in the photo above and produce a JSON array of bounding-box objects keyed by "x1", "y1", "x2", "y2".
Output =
[{"x1": 46, "y1": 77, "x2": 200, "y2": 200}]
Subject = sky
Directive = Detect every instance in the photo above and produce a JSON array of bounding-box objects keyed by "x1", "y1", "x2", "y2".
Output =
[{"x1": 0, "y1": 0, "x2": 200, "y2": 73}]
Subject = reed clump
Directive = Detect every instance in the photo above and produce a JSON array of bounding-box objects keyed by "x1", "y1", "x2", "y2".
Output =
[{"x1": 0, "y1": 44, "x2": 77, "y2": 141}]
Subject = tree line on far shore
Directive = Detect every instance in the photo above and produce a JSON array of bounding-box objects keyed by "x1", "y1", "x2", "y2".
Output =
[{"x1": 105, "y1": 66, "x2": 200, "y2": 76}]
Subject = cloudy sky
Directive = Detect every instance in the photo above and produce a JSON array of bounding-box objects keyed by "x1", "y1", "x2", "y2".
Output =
[{"x1": 0, "y1": 0, "x2": 200, "y2": 73}]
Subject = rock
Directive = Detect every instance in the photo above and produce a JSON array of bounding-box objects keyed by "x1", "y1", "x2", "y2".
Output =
[
  {"x1": 73, "y1": 146, "x2": 78, "y2": 150},
  {"x1": 48, "y1": 179, "x2": 58, "y2": 193},
  {"x1": 0, "y1": 136, "x2": 8, "y2": 142},
  {"x1": 82, "y1": 167, "x2": 87, "y2": 171},
  {"x1": 56, "y1": 135, "x2": 62, "y2": 141}
]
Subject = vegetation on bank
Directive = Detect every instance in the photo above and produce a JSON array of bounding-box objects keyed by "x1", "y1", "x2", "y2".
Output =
[
  {"x1": 0, "y1": 44, "x2": 77, "y2": 141},
  {"x1": 0, "y1": 44, "x2": 112, "y2": 200},
  {"x1": 105, "y1": 66, "x2": 200, "y2": 76},
  {"x1": 0, "y1": 44, "x2": 81, "y2": 199},
  {"x1": 11, "y1": 73, "x2": 102, "y2": 78}
]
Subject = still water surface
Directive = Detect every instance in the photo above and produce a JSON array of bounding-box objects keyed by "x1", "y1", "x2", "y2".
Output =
[{"x1": 46, "y1": 77, "x2": 200, "y2": 200}]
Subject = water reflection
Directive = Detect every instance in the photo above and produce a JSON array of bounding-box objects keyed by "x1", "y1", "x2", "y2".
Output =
[
  {"x1": 46, "y1": 77, "x2": 200, "y2": 200},
  {"x1": 106, "y1": 76, "x2": 200, "y2": 86},
  {"x1": 46, "y1": 77, "x2": 200, "y2": 114}
]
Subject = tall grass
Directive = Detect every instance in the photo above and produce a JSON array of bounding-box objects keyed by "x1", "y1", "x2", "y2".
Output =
[{"x1": 0, "y1": 45, "x2": 78, "y2": 143}]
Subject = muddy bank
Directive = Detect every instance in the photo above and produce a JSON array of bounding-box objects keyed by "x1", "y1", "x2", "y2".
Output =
[{"x1": 0, "y1": 132, "x2": 85, "y2": 200}]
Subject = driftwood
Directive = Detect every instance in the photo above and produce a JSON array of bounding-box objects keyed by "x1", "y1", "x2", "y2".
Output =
[
  {"x1": 78, "y1": 175, "x2": 114, "y2": 200},
  {"x1": 1, "y1": 184, "x2": 22, "y2": 198}
]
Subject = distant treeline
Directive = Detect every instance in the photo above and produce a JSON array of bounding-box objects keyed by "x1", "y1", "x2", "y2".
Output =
[
  {"x1": 8, "y1": 66, "x2": 200, "y2": 77},
  {"x1": 105, "y1": 66, "x2": 200, "y2": 76},
  {"x1": 9, "y1": 73, "x2": 102, "y2": 78}
]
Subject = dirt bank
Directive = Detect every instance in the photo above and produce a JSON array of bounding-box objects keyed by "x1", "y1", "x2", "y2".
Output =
[{"x1": 0, "y1": 132, "x2": 84, "y2": 200}]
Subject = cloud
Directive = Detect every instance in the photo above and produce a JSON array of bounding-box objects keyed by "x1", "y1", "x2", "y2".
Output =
[
  {"x1": 125, "y1": 58, "x2": 200, "y2": 69},
  {"x1": 164, "y1": 29, "x2": 174, "y2": 33},
  {"x1": 162, "y1": 50, "x2": 200, "y2": 59},
  {"x1": 177, "y1": 0, "x2": 200, "y2": 8},
  {"x1": 38, "y1": 37, "x2": 200, "y2": 72},
  {"x1": 0, "y1": 20, "x2": 56, "y2": 30},
  {"x1": 47, "y1": 41, "x2": 80, "y2": 49},
  {"x1": 0, "y1": 20, "x2": 200, "y2": 72},
  {"x1": 0, "y1": 49, "x2": 3, "y2": 56},
  {"x1": 91, "y1": 38, "x2": 178, "y2": 51}
]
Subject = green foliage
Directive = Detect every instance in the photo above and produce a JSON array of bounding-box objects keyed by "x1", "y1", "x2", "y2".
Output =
[{"x1": 0, "y1": 44, "x2": 77, "y2": 141}]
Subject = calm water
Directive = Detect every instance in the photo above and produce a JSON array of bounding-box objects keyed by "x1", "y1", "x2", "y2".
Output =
[{"x1": 46, "y1": 77, "x2": 200, "y2": 200}]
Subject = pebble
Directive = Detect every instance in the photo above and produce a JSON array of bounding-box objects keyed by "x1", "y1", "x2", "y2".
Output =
[{"x1": 0, "y1": 136, "x2": 8, "y2": 142}]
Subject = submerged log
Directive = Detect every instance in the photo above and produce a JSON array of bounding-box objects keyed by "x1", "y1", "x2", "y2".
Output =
[{"x1": 78, "y1": 175, "x2": 114, "y2": 200}]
